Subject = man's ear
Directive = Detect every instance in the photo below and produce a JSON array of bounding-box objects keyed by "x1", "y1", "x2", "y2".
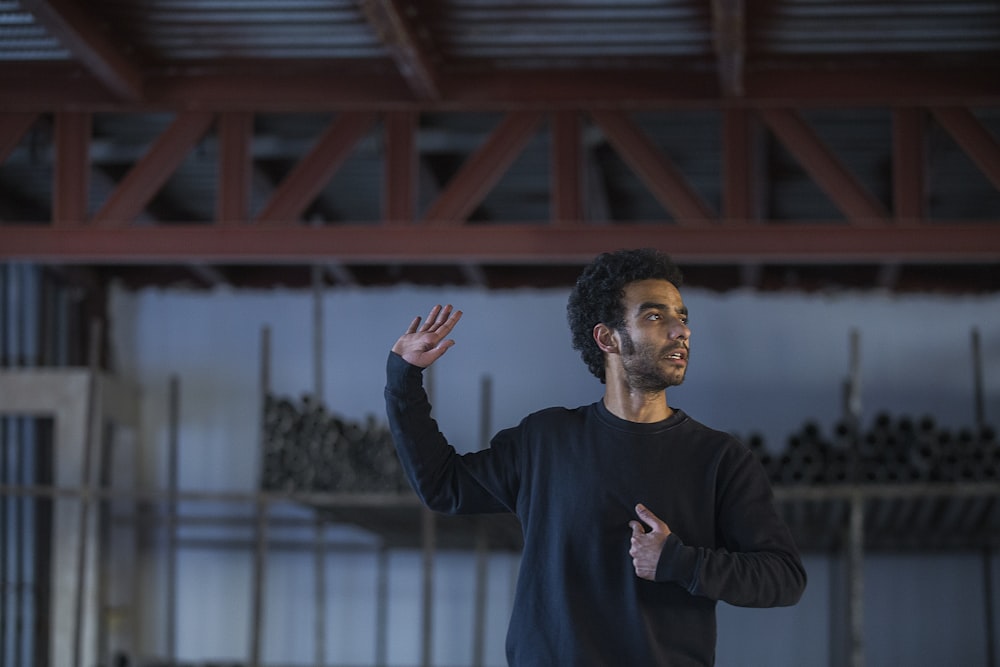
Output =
[{"x1": 593, "y1": 323, "x2": 618, "y2": 353}]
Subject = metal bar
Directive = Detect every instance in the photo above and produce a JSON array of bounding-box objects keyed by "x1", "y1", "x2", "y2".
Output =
[
  {"x1": 5, "y1": 67, "x2": 1000, "y2": 112},
  {"x1": 53, "y1": 112, "x2": 91, "y2": 226},
  {"x1": 931, "y1": 107, "x2": 1000, "y2": 192},
  {"x1": 91, "y1": 112, "x2": 217, "y2": 225},
  {"x1": 985, "y1": 547, "x2": 997, "y2": 667},
  {"x1": 359, "y1": 0, "x2": 441, "y2": 101},
  {"x1": 254, "y1": 112, "x2": 378, "y2": 223},
  {"x1": 249, "y1": 326, "x2": 271, "y2": 667},
  {"x1": 551, "y1": 110, "x2": 583, "y2": 223},
  {"x1": 358, "y1": 0, "x2": 441, "y2": 101},
  {"x1": 848, "y1": 492, "x2": 865, "y2": 667},
  {"x1": 473, "y1": 374, "x2": 493, "y2": 667},
  {"x1": 758, "y1": 108, "x2": 889, "y2": 224},
  {"x1": 71, "y1": 318, "x2": 101, "y2": 667},
  {"x1": 722, "y1": 108, "x2": 755, "y2": 221},
  {"x1": 383, "y1": 111, "x2": 417, "y2": 224},
  {"x1": 972, "y1": 328, "x2": 984, "y2": 430},
  {"x1": 216, "y1": 112, "x2": 254, "y2": 224},
  {"x1": 375, "y1": 547, "x2": 389, "y2": 667},
  {"x1": 892, "y1": 108, "x2": 925, "y2": 221},
  {"x1": 314, "y1": 519, "x2": 326, "y2": 667},
  {"x1": 711, "y1": 0, "x2": 745, "y2": 97},
  {"x1": 589, "y1": 109, "x2": 716, "y2": 223},
  {"x1": 165, "y1": 376, "x2": 179, "y2": 663},
  {"x1": 421, "y1": 506, "x2": 435, "y2": 667},
  {"x1": 0, "y1": 113, "x2": 39, "y2": 164},
  {"x1": 0, "y1": 416, "x2": 8, "y2": 667},
  {"x1": 14, "y1": 417, "x2": 27, "y2": 667},
  {"x1": 18, "y1": 0, "x2": 143, "y2": 100},
  {"x1": 312, "y1": 265, "x2": 324, "y2": 404},
  {"x1": 472, "y1": 521, "x2": 489, "y2": 667},
  {"x1": 249, "y1": 497, "x2": 268, "y2": 667},
  {"x1": 5, "y1": 223, "x2": 1000, "y2": 263},
  {"x1": 422, "y1": 111, "x2": 545, "y2": 225}
]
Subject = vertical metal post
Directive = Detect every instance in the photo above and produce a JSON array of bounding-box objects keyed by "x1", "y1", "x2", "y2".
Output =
[
  {"x1": 311, "y1": 265, "x2": 326, "y2": 666},
  {"x1": 848, "y1": 491, "x2": 865, "y2": 667},
  {"x1": 312, "y1": 264, "x2": 325, "y2": 405},
  {"x1": 420, "y1": 507, "x2": 436, "y2": 667},
  {"x1": 985, "y1": 547, "x2": 997, "y2": 667},
  {"x1": 844, "y1": 328, "x2": 862, "y2": 482},
  {"x1": 166, "y1": 376, "x2": 180, "y2": 663},
  {"x1": 314, "y1": 519, "x2": 326, "y2": 667},
  {"x1": 72, "y1": 318, "x2": 102, "y2": 667},
  {"x1": 472, "y1": 374, "x2": 493, "y2": 667},
  {"x1": 250, "y1": 326, "x2": 271, "y2": 667},
  {"x1": 419, "y1": 360, "x2": 436, "y2": 667},
  {"x1": 375, "y1": 547, "x2": 389, "y2": 667},
  {"x1": 472, "y1": 522, "x2": 489, "y2": 667},
  {"x1": 0, "y1": 265, "x2": 7, "y2": 667},
  {"x1": 971, "y1": 327, "x2": 984, "y2": 430}
]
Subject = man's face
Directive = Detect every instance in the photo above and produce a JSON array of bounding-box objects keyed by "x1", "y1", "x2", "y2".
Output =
[{"x1": 616, "y1": 279, "x2": 690, "y2": 391}]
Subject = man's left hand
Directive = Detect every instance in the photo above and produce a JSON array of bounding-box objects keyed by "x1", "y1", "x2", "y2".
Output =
[{"x1": 629, "y1": 503, "x2": 671, "y2": 581}]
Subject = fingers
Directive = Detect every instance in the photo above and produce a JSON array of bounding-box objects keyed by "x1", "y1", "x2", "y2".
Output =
[
  {"x1": 404, "y1": 315, "x2": 422, "y2": 335},
  {"x1": 418, "y1": 305, "x2": 462, "y2": 333},
  {"x1": 635, "y1": 504, "x2": 667, "y2": 534},
  {"x1": 628, "y1": 520, "x2": 645, "y2": 538}
]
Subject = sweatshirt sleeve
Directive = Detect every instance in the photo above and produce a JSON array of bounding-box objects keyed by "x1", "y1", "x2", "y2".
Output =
[
  {"x1": 384, "y1": 351, "x2": 517, "y2": 515},
  {"x1": 654, "y1": 447, "x2": 807, "y2": 608}
]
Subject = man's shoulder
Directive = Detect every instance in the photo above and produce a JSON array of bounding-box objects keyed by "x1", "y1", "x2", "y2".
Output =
[
  {"x1": 674, "y1": 411, "x2": 748, "y2": 452},
  {"x1": 520, "y1": 403, "x2": 595, "y2": 429}
]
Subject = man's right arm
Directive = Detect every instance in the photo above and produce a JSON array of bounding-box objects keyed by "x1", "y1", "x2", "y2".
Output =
[{"x1": 385, "y1": 351, "x2": 511, "y2": 515}]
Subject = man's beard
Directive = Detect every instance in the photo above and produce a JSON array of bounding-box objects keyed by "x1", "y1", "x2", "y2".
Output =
[{"x1": 619, "y1": 327, "x2": 687, "y2": 392}]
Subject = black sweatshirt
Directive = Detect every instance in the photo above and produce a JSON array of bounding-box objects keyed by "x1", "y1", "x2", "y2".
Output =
[{"x1": 385, "y1": 352, "x2": 806, "y2": 666}]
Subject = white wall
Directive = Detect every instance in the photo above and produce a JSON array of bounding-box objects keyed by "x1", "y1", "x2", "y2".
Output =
[{"x1": 109, "y1": 283, "x2": 1000, "y2": 666}]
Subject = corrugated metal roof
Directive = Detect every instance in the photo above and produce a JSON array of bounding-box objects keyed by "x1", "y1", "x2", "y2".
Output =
[{"x1": 0, "y1": 2, "x2": 68, "y2": 60}]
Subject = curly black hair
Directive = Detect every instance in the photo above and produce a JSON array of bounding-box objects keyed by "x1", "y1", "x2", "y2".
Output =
[{"x1": 566, "y1": 248, "x2": 684, "y2": 383}]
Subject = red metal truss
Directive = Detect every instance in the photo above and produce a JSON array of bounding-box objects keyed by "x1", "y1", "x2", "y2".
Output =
[
  {"x1": 359, "y1": 0, "x2": 441, "y2": 102},
  {"x1": 1, "y1": 105, "x2": 999, "y2": 264},
  {"x1": 92, "y1": 112, "x2": 216, "y2": 225},
  {"x1": 421, "y1": 111, "x2": 545, "y2": 226},
  {"x1": 217, "y1": 113, "x2": 254, "y2": 225},
  {"x1": 758, "y1": 108, "x2": 889, "y2": 224},
  {"x1": 18, "y1": 0, "x2": 143, "y2": 101},
  {"x1": 0, "y1": 113, "x2": 38, "y2": 163},
  {"x1": 254, "y1": 112, "x2": 378, "y2": 224},
  {"x1": 3, "y1": 225, "x2": 998, "y2": 264},
  {"x1": 931, "y1": 108, "x2": 1000, "y2": 192},
  {"x1": 590, "y1": 110, "x2": 717, "y2": 224}
]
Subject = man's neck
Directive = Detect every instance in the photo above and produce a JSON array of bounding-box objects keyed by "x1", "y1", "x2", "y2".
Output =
[{"x1": 602, "y1": 382, "x2": 672, "y2": 423}]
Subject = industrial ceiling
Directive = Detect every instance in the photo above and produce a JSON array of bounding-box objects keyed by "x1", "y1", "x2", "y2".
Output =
[{"x1": 1, "y1": 0, "x2": 999, "y2": 291}]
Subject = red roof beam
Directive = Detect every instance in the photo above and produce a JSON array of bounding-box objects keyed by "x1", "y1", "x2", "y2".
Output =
[
  {"x1": 590, "y1": 110, "x2": 716, "y2": 224},
  {"x1": 422, "y1": 111, "x2": 545, "y2": 226},
  {"x1": 758, "y1": 108, "x2": 889, "y2": 225},
  {"x1": 931, "y1": 107, "x2": 1000, "y2": 193},
  {"x1": 92, "y1": 112, "x2": 216, "y2": 226},
  {"x1": 19, "y1": 0, "x2": 143, "y2": 101},
  {"x1": 254, "y1": 112, "x2": 377, "y2": 224}
]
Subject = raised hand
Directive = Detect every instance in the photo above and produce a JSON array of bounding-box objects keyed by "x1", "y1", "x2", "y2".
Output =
[
  {"x1": 629, "y1": 503, "x2": 672, "y2": 581},
  {"x1": 391, "y1": 304, "x2": 463, "y2": 368}
]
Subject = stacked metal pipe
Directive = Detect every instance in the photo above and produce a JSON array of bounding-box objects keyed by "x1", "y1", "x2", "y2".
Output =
[
  {"x1": 260, "y1": 393, "x2": 409, "y2": 493},
  {"x1": 748, "y1": 413, "x2": 999, "y2": 486}
]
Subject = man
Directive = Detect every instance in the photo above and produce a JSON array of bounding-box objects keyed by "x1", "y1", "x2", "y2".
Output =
[{"x1": 384, "y1": 248, "x2": 806, "y2": 666}]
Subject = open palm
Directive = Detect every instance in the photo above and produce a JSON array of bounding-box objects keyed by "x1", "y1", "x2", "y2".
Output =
[{"x1": 391, "y1": 304, "x2": 463, "y2": 368}]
